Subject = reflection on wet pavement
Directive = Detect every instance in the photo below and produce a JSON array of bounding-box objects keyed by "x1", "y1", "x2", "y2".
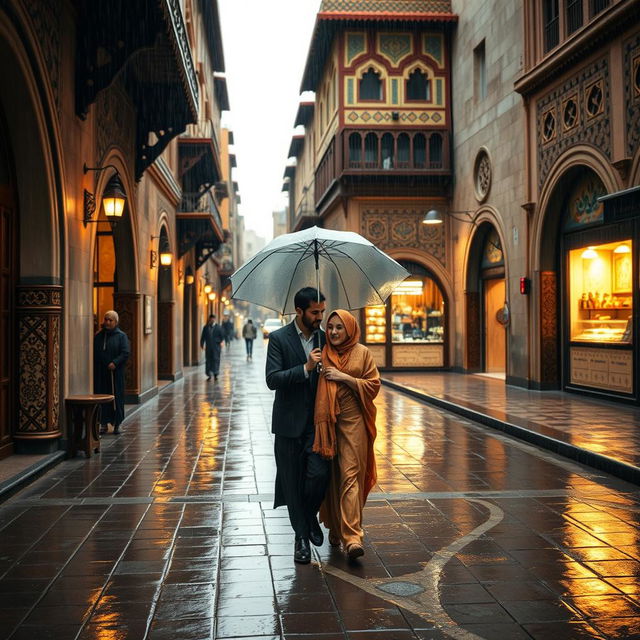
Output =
[{"x1": 0, "y1": 339, "x2": 639, "y2": 639}]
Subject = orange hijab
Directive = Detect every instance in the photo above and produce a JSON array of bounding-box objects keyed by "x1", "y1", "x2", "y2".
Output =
[{"x1": 313, "y1": 310, "x2": 380, "y2": 498}]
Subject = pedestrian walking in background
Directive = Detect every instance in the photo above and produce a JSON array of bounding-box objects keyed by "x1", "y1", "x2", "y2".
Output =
[
  {"x1": 93, "y1": 310, "x2": 130, "y2": 435},
  {"x1": 266, "y1": 287, "x2": 329, "y2": 564},
  {"x1": 222, "y1": 316, "x2": 234, "y2": 348},
  {"x1": 314, "y1": 309, "x2": 380, "y2": 560},
  {"x1": 200, "y1": 314, "x2": 224, "y2": 381},
  {"x1": 242, "y1": 318, "x2": 258, "y2": 361}
]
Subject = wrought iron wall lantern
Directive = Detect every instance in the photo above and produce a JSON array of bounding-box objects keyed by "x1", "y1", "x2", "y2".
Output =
[
  {"x1": 422, "y1": 209, "x2": 477, "y2": 225},
  {"x1": 150, "y1": 234, "x2": 173, "y2": 269},
  {"x1": 83, "y1": 163, "x2": 126, "y2": 227}
]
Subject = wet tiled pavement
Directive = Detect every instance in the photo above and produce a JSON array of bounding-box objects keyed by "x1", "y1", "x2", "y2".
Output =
[
  {"x1": 1, "y1": 341, "x2": 640, "y2": 639},
  {"x1": 383, "y1": 372, "x2": 640, "y2": 482}
]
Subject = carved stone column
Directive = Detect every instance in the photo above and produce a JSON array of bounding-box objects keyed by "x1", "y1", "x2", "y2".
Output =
[
  {"x1": 15, "y1": 285, "x2": 62, "y2": 441},
  {"x1": 540, "y1": 271, "x2": 559, "y2": 387},
  {"x1": 113, "y1": 292, "x2": 140, "y2": 399},
  {"x1": 157, "y1": 301, "x2": 174, "y2": 379}
]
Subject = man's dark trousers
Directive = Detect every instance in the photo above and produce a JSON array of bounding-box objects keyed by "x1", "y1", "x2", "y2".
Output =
[
  {"x1": 266, "y1": 322, "x2": 329, "y2": 541},
  {"x1": 274, "y1": 418, "x2": 328, "y2": 539}
]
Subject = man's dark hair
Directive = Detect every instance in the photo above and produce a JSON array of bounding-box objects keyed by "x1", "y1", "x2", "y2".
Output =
[
  {"x1": 294, "y1": 287, "x2": 325, "y2": 312},
  {"x1": 209, "y1": 314, "x2": 215, "y2": 320}
]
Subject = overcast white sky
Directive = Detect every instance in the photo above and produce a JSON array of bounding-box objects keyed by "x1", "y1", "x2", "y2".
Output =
[{"x1": 218, "y1": 0, "x2": 321, "y2": 242}]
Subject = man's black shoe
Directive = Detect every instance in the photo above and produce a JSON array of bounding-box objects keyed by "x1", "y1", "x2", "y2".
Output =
[
  {"x1": 214, "y1": 374, "x2": 218, "y2": 381},
  {"x1": 309, "y1": 518, "x2": 324, "y2": 547},
  {"x1": 206, "y1": 375, "x2": 211, "y2": 381},
  {"x1": 294, "y1": 537, "x2": 311, "y2": 564}
]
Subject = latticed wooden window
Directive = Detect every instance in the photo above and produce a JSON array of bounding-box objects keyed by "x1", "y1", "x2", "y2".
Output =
[
  {"x1": 406, "y1": 69, "x2": 430, "y2": 101},
  {"x1": 360, "y1": 68, "x2": 382, "y2": 100},
  {"x1": 543, "y1": 0, "x2": 560, "y2": 52}
]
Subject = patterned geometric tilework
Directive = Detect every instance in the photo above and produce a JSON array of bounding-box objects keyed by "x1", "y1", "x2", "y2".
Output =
[
  {"x1": 321, "y1": 0, "x2": 453, "y2": 14},
  {"x1": 379, "y1": 34, "x2": 412, "y2": 65},
  {"x1": 345, "y1": 110, "x2": 446, "y2": 125},
  {"x1": 346, "y1": 32, "x2": 366, "y2": 65},
  {"x1": 424, "y1": 34, "x2": 444, "y2": 67}
]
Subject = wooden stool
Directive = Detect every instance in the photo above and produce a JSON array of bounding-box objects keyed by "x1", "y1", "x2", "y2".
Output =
[{"x1": 65, "y1": 395, "x2": 114, "y2": 458}]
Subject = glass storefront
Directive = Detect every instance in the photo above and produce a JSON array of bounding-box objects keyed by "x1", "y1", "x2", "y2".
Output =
[
  {"x1": 363, "y1": 264, "x2": 446, "y2": 368},
  {"x1": 391, "y1": 278, "x2": 444, "y2": 344},
  {"x1": 569, "y1": 240, "x2": 633, "y2": 344}
]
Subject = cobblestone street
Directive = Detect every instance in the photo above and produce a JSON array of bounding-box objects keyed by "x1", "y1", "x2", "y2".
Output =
[{"x1": 1, "y1": 340, "x2": 640, "y2": 639}]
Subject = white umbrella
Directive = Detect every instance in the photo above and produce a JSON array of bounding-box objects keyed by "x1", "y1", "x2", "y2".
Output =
[{"x1": 230, "y1": 226, "x2": 410, "y2": 314}]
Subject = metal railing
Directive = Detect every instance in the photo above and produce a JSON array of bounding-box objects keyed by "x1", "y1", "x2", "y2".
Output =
[{"x1": 179, "y1": 190, "x2": 223, "y2": 232}]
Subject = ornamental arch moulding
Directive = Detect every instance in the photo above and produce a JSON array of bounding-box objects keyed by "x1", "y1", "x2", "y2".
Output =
[
  {"x1": 531, "y1": 144, "x2": 621, "y2": 274},
  {"x1": 0, "y1": 10, "x2": 63, "y2": 283},
  {"x1": 354, "y1": 59, "x2": 387, "y2": 82}
]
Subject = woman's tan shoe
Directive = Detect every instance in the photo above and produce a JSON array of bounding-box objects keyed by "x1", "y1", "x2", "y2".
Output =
[{"x1": 346, "y1": 543, "x2": 364, "y2": 560}]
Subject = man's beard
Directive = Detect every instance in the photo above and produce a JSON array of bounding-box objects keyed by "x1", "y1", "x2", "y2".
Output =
[{"x1": 302, "y1": 314, "x2": 319, "y2": 332}]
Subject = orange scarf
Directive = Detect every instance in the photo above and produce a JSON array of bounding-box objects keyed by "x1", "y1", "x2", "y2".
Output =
[{"x1": 313, "y1": 309, "x2": 380, "y2": 499}]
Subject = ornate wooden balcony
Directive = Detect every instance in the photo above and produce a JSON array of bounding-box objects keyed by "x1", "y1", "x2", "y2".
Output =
[
  {"x1": 177, "y1": 191, "x2": 224, "y2": 268},
  {"x1": 315, "y1": 129, "x2": 451, "y2": 207}
]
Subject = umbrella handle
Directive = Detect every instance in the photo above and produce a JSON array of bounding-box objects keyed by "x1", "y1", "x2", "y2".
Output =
[{"x1": 314, "y1": 239, "x2": 320, "y2": 302}]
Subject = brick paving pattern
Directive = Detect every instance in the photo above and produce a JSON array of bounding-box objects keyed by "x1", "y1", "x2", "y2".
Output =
[{"x1": 0, "y1": 340, "x2": 639, "y2": 639}]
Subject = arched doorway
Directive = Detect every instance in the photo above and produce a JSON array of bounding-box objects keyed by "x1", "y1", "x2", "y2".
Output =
[
  {"x1": 466, "y1": 223, "x2": 507, "y2": 377},
  {"x1": 156, "y1": 226, "x2": 174, "y2": 380},
  {"x1": 363, "y1": 260, "x2": 447, "y2": 369},
  {"x1": 0, "y1": 110, "x2": 16, "y2": 459},
  {"x1": 92, "y1": 169, "x2": 139, "y2": 399}
]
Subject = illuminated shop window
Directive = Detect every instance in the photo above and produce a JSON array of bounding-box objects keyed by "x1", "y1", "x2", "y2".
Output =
[
  {"x1": 364, "y1": 306, "x2": 386, "y2": 344},
  {"x1": 391, "y1": 277, "x2": 444, "y2": 344},
  {"x1": 569, "y1": 240, "x2": 633, "y2": 344}
]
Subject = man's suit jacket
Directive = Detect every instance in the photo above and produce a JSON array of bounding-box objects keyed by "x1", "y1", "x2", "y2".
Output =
[
  {"x1": 265, "y1": 321, "x2": 325, "y2": 438},
  {"x1": 200, "y1": 323, "x2": 224, "y2": 353}
]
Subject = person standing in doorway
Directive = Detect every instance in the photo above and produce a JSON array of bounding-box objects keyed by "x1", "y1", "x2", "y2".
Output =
[
  {"x1": 242, "y1": 318, "x2": 258, "y2": 361},
  {"x1": 200, "y1": 314, "x2": 224, "y2": 381},
  {"x1": 93, "y1": 310, "x2": 130, "y2": 434},
  {"x1": 266, "y1": 287, "x2": 329, "y2": 564},
  {"x1": 222, "y1": 315, "x2": 234, "y2": 348}
]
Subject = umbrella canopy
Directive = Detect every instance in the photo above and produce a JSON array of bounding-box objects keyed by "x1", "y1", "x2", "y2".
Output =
[{"x1": 230, "y1": 226, "x2": 410, "y2": 315}]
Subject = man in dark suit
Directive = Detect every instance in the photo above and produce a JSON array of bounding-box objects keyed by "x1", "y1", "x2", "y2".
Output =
[
  {"x1": 200, "y1": 314, "x2": 224, "y2": 381},
  {"x1": 266, "y1": 287, "x2": 329, "y2": 564}
]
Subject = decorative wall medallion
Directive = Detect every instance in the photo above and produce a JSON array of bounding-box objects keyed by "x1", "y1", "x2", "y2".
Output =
[
  {"x1": 361, "y1": 210, "x2": 446, "y2": 266},
  {"x1": 562, "y1": 96, "x2": 578, "y2": 131},
  {"x1": 474, "y1": 149, "x2": 492, "y2": 203},
  {"x1": 378, "y1": 33, "x2": 412, "y2": 66},
  {"x1": 542, "y1": 110, "x2": 556, "y2": 143},
  {"x1": 585, "y1": 81, "x2": 604, "y2": 118},
  {"x1": 563, "y1": 174, "x2": 606, "y2": 231},
  {"x1": 536, "y1": 57, "x2": 611, "y2": 189}
]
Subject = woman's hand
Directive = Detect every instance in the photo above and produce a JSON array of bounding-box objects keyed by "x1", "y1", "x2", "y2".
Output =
[{"x1": 323, "y1": 367, "x2": 350, "y2": 383}]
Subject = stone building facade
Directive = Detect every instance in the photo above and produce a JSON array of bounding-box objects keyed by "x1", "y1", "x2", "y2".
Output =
[
  {"x1": 0, "y1": 0, "x2": 238, "y2": 460},
  {"x1": 285, "y1": 0, "x2": 640, "y2": 404}
]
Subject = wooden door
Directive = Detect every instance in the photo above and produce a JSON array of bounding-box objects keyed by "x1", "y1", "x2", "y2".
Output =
[
  {"x1": 484, "y1": 278, "x2": 506, "y2": 373},
  {"x1": 0, "y1": 191, "x2": 15, "y2": 459}
]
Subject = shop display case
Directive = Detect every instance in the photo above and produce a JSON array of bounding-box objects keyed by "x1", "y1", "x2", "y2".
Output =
[
  {"x1": 569, "y1": 240, "x2": 633, "y2": 344},
  {"x1": 364, "y1": 306, "x2": 386, "y2": 343}
]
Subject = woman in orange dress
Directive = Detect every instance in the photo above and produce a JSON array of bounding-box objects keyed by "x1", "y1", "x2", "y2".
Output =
[{"x1": 313, "y1": 309, "x2": 380, "y2": 559}]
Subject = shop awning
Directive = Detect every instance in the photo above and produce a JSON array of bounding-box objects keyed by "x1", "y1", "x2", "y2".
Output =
[
  {"x1": 178, "y1": 138, "x2": 222, "y2": 194},
  {"x1": 599, "y1": 185, "x2": 640, "y2": 222},
  {"x1": 75, "y1": 0, "x2": 200, "y2": 179}
]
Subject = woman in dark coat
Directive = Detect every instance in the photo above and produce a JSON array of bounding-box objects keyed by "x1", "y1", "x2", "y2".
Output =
[{"x1": 93, "y1": 310, "x2": 130, "y2": 434}]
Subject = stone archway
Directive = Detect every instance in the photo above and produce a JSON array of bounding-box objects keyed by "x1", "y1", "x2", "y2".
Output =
[
  {"x1": 91, "y1": 159, "x2": 140, "y2": 401},
  {"x1": 0, "y1": 13, "x2": 64, "y2": 452},
  {"x1": 464, "y1": 220, "x2": 508, "y2": 375},
  {"x1": 534, "y1": 164, "x2": 612, "y2": 389},
  {"x1": 156, "y1": 225, "x2": 174, "y2": 380}
]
